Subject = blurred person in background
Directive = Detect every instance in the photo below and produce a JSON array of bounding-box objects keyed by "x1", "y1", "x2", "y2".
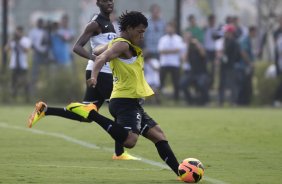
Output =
[
  {"x1": 233, "y1": 16, "x2": 248, "y2": 40},
  {"x1": 185, "y1": 14, "x2": 204, "y2": 44},
  {"x1": 203, "y1": 14, "x2": 217, "y2": 88},
  {"x1": 237, "y1": 26, "x2": 257, "y2": 105},
  {"x1": 218, "y1": 24, "x2": 242, "y2": 106},
  {"x1": 158, "y1": 22, "x2": 184, "y2": 103},
  {"x1": 49, "y1": 14, "x2": 75, "y2": 70},
  {"x1": 144, "y1": 4, "x2": 166, "y2": 59},
  {"x1": 225, "y1": 16, "x2": 233, "y2": 25},
  {"x1": 179, "y1": 32, "x2": 209, "y2": 106},
  {"x1": 5, "y1": 26, "x2": 31, "y2": 102},
  {"x1": 56, "y1": 14, "x2": 75, "y2": 67},
  {"x1": 274, "y1": 15, "x2": 282, "y2": 75},
  {"x1": 28, "y1": 0, "x2": 138, "y2": 161},
  {"x1": 29, "y1": 18, "x2": 48, "y2": 94},
  {"x1": 273, "y1": 15, "x2": 282, "y2": 107},
  {"x1": 49, "y1": 22, "x2": 60, "y2": 63}
]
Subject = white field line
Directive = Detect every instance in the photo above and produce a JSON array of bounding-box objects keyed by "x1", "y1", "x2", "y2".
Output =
[
  {"x1": 0, "y1": 163, "x2": 161, "y2": 171},
  {"x1": 0, "y1": 122, "x2": 228, "y2": 184}
]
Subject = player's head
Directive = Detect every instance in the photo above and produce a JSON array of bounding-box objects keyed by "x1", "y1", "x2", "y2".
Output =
[
  {"x1": 118, "y1": 11, "x2": 148, "y2": 45},
  {"x1": 96, "y1": 0, "x2": 114, "y2": 15}
]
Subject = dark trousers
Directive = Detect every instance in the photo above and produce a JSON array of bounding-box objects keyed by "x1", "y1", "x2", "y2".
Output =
[
  {"x1": 160, "y1": 66, "x2": 180, "y2": 101},
  {"x1": 179, "y1": 72, "x2": 210, "y2": 105},
  {"x1": 274, "y1": 80, "x2": 282, "y2": 101},
  {"x1": 238, "y1": 70, "x2": 253, "y2": 105},
  {"x1": 206, "y1": 50, "x2": 216, "y2": 87},
  {"x1": 218, "y1": 67, "x2": 242, "y2": 105},
  {"x1": 11, "y1": 68, "x2": 30, "y2": 101}
]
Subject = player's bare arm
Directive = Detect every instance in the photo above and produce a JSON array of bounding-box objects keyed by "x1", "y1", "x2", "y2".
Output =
[
  {"x1": 87, "y1": 41, "x2": 129, "y2": 87},
  {"x1": 93, "y1": 44, "x2": 109, "y2": 56},
  {"x1": 73, "y1": 21, "x2": 100, "y2": 60}
]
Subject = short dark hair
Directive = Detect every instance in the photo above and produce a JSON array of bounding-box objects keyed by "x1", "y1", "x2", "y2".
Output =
[
  {"x1": 188, "y1": 14, "x2": 195, "y2": 21},
  {"x1": 16, "y1": 26, "x2": 24, "y2": 32},
  {"x1": 118, "y1": 11, "x2": 148, "y2": 32},
  {"x1": 208, "y1": 14, "x2": 215, "y2": 21},
  {"x1": 249, "y1": 26, "x2": 256, "y2": 33}
]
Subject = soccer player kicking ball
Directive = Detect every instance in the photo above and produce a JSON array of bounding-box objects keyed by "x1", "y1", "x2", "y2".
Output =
[
  {"x1": 28, "y1": 0, "x2": 138, "y2": 161},
  {"x1": 67, "y1": 11, "x2": 180, "y2": 176}
]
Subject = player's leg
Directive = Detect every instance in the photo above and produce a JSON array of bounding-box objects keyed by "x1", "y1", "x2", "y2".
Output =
[
  {"x1": 95, "y1": 72, "x2": 125, "y2": 155},
  {"x1": 27, "y1": 70, "x2": 98, "y2": 128},
  {"x1": 28, "y1": 101, "x2": 90, "y2": 128},
  {"x1": 44, "y1": 70, "x2": 106, "y2": 120},
  {"x1": 96, "y1": 73, "x2": 139, "y2": 160},
  {"x1": 67, "y1": 98, "x2": 140, "y2": 148},
  {"x1": 139, "y1": 108, "x2": 179, "y2": 176},
  {"x1": 109, "y1": 99, "x2": 141, "y2": 158},
  {"x1": 146, "y1": 126, "x2": 180, "y2": 175},
  {"x1": 87, "y1": 108, "x2": 138, "y2": 148}
]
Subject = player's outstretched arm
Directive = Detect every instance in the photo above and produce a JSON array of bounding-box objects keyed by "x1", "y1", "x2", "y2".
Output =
[
  {"x1": 73, "y1": 21, "x2": 100, "y2": 60},
  {"x1": 93, "y1": 44, "x2": 108, "y2": 56},
  {"x1": 87, "y1": 41, "x2": 129, "y2": 87}
]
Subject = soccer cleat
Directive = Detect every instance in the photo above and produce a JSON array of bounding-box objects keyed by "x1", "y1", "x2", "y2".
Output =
[
  {"x1": 112, "y1": 151, "x2": 141, "y2": 160},
  {"x1": 28, "y1": 101, "x2": 47, "y2": 128},
  {"x1": 176, "y1": 177, "x2": 182, "y2": 182},
  {"x1": 66, "y1": 102, "x2": 97, "y2": 119}
]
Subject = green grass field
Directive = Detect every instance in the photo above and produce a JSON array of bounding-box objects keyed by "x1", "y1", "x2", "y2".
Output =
[{"x1": 0, "y1": 105, "x2": 281, "y2": 184}]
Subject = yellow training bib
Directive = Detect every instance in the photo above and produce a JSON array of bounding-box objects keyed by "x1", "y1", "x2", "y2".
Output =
[{"x1": 108, "y1": 38, "x2": 154, "y2": 99}]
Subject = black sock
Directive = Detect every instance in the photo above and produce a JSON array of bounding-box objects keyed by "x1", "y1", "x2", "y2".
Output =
[
  {"x1": 46, "y1": 107, "x2": 90, "y2": 122},
  {"x1": 155, "y1": 140, "x2": 180, "y2": 176},
  {"x1": 115, "y1": 142, "x2": 125, "y2": 156},
  {"x1": 88, "y1": 110, "x2": 128, "y2": 144}
]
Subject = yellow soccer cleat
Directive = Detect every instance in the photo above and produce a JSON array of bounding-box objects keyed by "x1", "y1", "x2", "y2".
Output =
[
  {"x1": 112, "y1": 151, "x2": 141, "y2": 160},
  {"x1": 176, "y1": 176, "x2": 182, "y2": 182},
  {"x1": 28, "y1": 101, "x2": 47, "y2": 128},
  {"x1": 66, "y1": 102, "x2": 97, "y2": 119}
]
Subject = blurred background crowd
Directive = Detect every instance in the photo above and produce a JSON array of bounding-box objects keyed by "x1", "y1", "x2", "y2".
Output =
[{"x1": 1, "y1": 0, "x2": 282, "y2": 107}]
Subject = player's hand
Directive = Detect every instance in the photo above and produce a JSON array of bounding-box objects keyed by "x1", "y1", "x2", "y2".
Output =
[{"x1": 87, "y1": 77, "x2": 97, "y2": 88}]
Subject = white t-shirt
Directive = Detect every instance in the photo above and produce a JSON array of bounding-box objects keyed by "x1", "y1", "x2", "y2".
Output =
[
  {"x1": 144, "y1": 58, "x2": 160, "y2": 88},
  {"x1": 28, "y1": 28, "x2": 47, "y2": 53},
  {"x1": 9, "y1": 37, "x2": 31, "y2": 70},
  {"x1": 215, "y1": 37, "x2": 224, "y2": 51},
  {"x1": 158, "y1": 34, "x2": 184, "y2": 67},
  {"x1": 204, "y1": 26, "x2": 216, "y2": 51}
]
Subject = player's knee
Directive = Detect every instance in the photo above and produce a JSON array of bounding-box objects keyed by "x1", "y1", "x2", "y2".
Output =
[
  {"x1": 123, "y1": 133, "x2": 138, "y2": 148},
  {"x1": 123, "y1": 139, "x2": 137, "y2": 148},
  {"x1": 123, "y1": 142, "x2": 136, "y2": 149}
]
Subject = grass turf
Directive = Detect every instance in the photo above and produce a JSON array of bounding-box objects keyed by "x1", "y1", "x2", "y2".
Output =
[{"x1": 0, "y1": 105, "x2": 281, "y2": 184}]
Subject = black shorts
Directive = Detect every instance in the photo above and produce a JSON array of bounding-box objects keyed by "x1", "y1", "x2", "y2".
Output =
[
  {"x1": 83, "y1": 70, "x2": 113, "y2": 108},
  {"x1": 109, "y1": 98, "x2": 158, "y2": 135}
]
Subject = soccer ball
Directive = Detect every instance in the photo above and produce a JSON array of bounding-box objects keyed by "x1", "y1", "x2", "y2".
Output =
[{"x1": 178, "y1": 158, "x2": 204, "y2": 183}]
